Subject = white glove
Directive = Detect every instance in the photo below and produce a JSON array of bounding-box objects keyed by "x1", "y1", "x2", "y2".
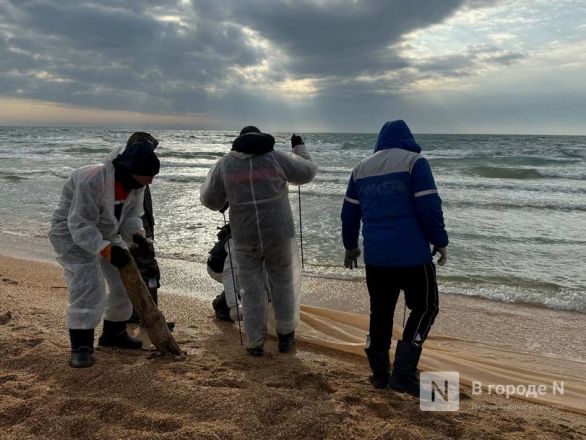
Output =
[{"x1": 433, "y1": 246, "x2": 448, "y2": 266}]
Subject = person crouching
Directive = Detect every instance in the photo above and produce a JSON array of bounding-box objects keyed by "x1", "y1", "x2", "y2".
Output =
[{"x1": 49, "y1": 136, "x2": 160, "y2": 368}]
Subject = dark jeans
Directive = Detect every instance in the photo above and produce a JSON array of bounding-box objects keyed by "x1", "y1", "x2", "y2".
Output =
[{"x1": 365, "y1": 263, "x2": 439, "y2": 351}]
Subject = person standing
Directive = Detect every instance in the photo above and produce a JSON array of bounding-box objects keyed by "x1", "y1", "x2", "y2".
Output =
[
  {"x1": 129, "y1": 134, "x2": 161, "y2": 308},
  {"x1": 122, "y1": 132, "x2": 174, "y2": 332},
  {"x1": 200, "y1": 127, "x2": 317, "y2": 356},
  {"x1": 341, "y1": 120, "x2": 448, "y2": 395},
  {"x1": 49, "y1": 135, "x2": 160, "y2": 368}
]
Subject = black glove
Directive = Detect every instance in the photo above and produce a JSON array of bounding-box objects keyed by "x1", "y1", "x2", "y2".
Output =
[
  {"x1": 219, "y1": 201, "x2": 229, "y2": 213},
  {"x1": 216, "y1": 224, "x2": 231, "y2": 241},
  {"x1": 291, "y1": 134, "x2": 303, "y2": 148},
  {"x1": 133, "y1": 233, "x2": 150, "y2": 249},
  {"x1": 131, "y1": 234, "x2": 155, "y2": 258},
  {"x1": 344, "y1": 247, "x2": 361, "y2": 269},
  {"x1": 111, "y1": 246, "x2": 132, "y2": 268}
]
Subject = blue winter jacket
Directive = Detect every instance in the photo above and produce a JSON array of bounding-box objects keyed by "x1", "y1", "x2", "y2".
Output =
[{"x1": 341, "y1": 120, "x2": 448, "y2": 267}]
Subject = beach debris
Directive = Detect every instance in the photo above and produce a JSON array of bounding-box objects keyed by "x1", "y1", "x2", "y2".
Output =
[
  {"x1": 0, "y1": 311, "x2": 12, "y2": 325},
  {"x1": 117, "y1": 258, "x2": 182, "y2": 356}
]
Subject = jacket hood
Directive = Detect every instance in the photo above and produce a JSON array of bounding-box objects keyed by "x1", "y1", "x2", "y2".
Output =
[
  {"x1": 232, "y1": 132, "x2": 275, "y2": 155},
  {"x1": 374, "y1": 120, "x2": 421, "y2": 153},
  {"x1": 106, "y1": 145, "x2": 125, "y2": 163}
]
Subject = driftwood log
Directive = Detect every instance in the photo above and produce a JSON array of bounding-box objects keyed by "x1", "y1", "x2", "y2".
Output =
[{"x1": 117, "y1": 258, "x2": 182, "y2": 355}]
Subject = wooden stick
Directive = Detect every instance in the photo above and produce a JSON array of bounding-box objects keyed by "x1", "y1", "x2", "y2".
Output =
[{"x1": 117, "y1": 258, "x2": 182, "y2": 355}]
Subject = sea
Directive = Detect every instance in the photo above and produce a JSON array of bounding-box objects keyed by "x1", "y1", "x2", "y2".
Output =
[{"x1": 0, "y1": 126, "x2": 585, "y2": 313}]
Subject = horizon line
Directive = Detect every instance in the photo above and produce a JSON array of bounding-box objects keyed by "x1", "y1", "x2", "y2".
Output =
[{"x1": 1, "y1": 123, "x2": 585, "y2": 138}]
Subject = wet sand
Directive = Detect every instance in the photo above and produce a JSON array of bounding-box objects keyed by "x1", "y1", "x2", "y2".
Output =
[{"x1": 1, "y1": 253, "x2": 585, "y2": 439}]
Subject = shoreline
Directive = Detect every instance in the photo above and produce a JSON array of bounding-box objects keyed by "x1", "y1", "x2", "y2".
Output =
[
  {"x1": 1, "y1": 230, "x2": 584, "y2": 316},
  {"x1": 1, "y1": 237, "x2": 585, "y2": 367},
  {"x1": 1, "y1": 230, "x2": 585, "y2": 365},
  {"x1": 1, "y1": 254, "x2": 585, "y2": 439}
]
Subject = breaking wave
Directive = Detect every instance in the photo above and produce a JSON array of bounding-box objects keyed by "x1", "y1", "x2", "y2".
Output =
[
  {"x1": 0, "y1": 173, "x2": 28, "y2": 182},
  {"x1": 158, "y1": 151, "x2": 225, "y2": 160},
  {"x1": 465, "y1": 166, "x2": 544, "y2": 179}
]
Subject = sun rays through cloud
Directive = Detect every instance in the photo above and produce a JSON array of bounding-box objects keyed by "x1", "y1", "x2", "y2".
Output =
[{"x1": 0, "y1": 0, "x2": 584, "y2": 133}]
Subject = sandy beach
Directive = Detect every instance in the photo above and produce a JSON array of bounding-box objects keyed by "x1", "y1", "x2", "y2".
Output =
[
  {"x1": 1, "y1": 251, "x2": 585, "y2": 440},
  {"x1": 2, "y1": 0, "x2": 586, "y2": 437}
]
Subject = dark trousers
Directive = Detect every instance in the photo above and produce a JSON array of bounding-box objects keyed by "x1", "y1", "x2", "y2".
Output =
[{"x1": 365, "y1": 263, "x2": 439, "y2": 351}]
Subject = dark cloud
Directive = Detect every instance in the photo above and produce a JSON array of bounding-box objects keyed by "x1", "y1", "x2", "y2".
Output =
[
  {"x1": 222, "y1": 0, "x2": 471, "y2": 76},
  {"x1": 0, "y1": 0, "x2": 266, "y2": 113},
  {"x1": 0, "y1": 0, "x2": 517, "y2": 125}
]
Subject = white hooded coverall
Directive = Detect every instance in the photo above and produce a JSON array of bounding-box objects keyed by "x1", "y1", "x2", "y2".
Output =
[
  {"x1": 200, "y1": 142, "x2": 317, "y2": 348},
  {"x1": 49, "y1": 146, "x2": 145, "y2": 329}
]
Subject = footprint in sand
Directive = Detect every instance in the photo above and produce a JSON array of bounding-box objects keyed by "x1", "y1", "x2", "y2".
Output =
[
  {"x1": 121, "y1": 413, "x2": 182, "y2": 433},
  {"x1": 294, "y1": 373, "x2": 335, "y2": 394},
  {"x1": 0, "y1": 396, "x2": 32, "y2": 427},
  {"x1": 0, "y1": 374, "x2": 18, "y2": 385},
  {"x1": 0, "y1": 311, "x2": 12, "y2": 325},
  {"x1": 200, "y1": 377, "x2": 247, "y2": 389},
  {"x1": 1, "y1": 277, "x2": 18, "y2": 285},
  {"x1": 57, "y1": 398, "x2": 183, "y2": 434},
  {"x1": 22, "y1": 337, "x2": 44, "y2": 348}
]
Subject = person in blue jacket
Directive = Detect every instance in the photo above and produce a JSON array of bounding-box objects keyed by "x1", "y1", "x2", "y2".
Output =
[{"x1": 341, "y1": 120, "x2": 448, "y2": 396}]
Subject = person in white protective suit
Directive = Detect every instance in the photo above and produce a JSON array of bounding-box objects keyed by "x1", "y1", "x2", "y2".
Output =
[
  {"x1": 49, "y1": 134, "x2": 160, "y2": 368},
  {"x1": 200, "y1": 126, "x2": 317, "y2": 356},
  {"x1": 207, "y1": 223, "x2": 243, "y2": 323}
]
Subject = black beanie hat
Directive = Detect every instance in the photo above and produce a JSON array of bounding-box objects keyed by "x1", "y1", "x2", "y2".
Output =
[
  {"x1": 113, "y1": 141, "x2": 160, "y2": 176},
  {"x1": 127, "y1": 132, "x2": 159, "y2": 149},
  {"x1": 239, "y1": 126, "x2": 261, "y2": 135}
]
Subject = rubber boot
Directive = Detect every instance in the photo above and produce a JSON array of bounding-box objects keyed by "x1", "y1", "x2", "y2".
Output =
[
  {"x1": 127, "y1": 309, "x2": 141, "y2": 324},
  {"x1": 98, "y1": 320, "x2": 143, "y2": 349},
  {"x1": 69, "y1": 329, "x2": 95, "y2": 368},
  {"x1": 365, "y1": 347, "x2": 391, "y2": 389},
  {"x1": 149, "y1": 287, "x2": 159, "y2": 306},
  {"x1": 388, "y1": 340, "x2": 422, "y2": 396},
  {"x1": 277, "y1": 331, "x2": 295, "y2": 353},
  {"x1": 212, "y1": 291, "x2": 233, "y2": 322},
  {"x1": 247, "y1": 346, "x2": 264, "y2": 357}
]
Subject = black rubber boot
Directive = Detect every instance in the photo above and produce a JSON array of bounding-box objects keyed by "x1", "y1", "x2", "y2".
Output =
[
  {"x1": 150, "y1": 287, "x2": 159, "y2": 306},
  {"x1": 212, "y1": 291, "x2": 233, "y2": 322},
  {"x1": 127, "y1": 309, "x2": 141, "y2": 324},
  {"x1": 129, "y1": 287, "x2": 157, "y2": 325},
  {"x1": 277, "y1": 331, "x2": 295, "y2": 353},
  {"x1": 365, "y1": 347, "x2": 391, "y2": 389},
  {"x1": 69, "y1": 329, "x2": 95, "y2": 368},
  {"x1": 98, "y1": 320, "x2": 143, "y2": 349},
  {"x1": 247, "y1": 346, "x2": 264, "y2": 357},
  {"x1": 388, "y1": 340, "x2": 422, "y2": 396}
]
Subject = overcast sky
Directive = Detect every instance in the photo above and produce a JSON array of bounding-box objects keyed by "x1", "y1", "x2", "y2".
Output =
[{"x1": 0, "y1": 0, "x2": 585, "y2": 134}]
